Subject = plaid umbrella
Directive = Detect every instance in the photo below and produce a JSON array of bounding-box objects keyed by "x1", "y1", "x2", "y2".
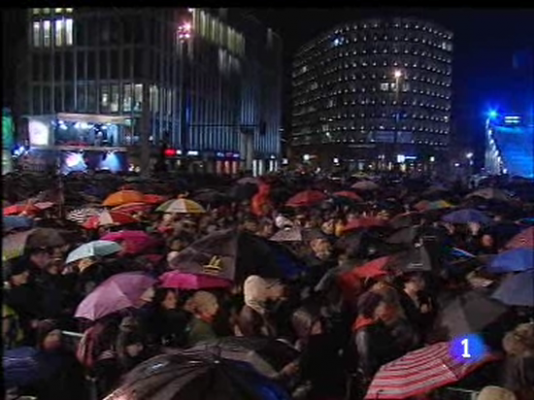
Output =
[
  {"x1": 157, "y1": 198, "x2": 206, "y2": 214},
  {"x1": 82, "y1": 210, "x2": 138, "y2": 230},
  {"x1": 505, "y1": 226, "x2": 534, "y2": 249},
  {"x1": 365, "y1": 342, "x2": 495, "y2": 399},
  {"x1": 103, "y1": 190, "x2": 145, "y2": 207}
]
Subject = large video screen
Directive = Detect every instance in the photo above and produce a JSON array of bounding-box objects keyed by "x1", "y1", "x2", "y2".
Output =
[{"x1": 60, "y1": 150, "x2": 128, "y2": 174}]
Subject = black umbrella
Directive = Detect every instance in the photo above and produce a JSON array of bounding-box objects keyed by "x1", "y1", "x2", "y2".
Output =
[
  {"x1": 436, "y1": 291, "x2": 509, "y2": 339},
  {"x1": 230, "y1": 183, "x2": 259, "y2": 200},
  {"x1": 189, "y1": 337, "x2": 300, "y2": 378},
  {"x1": 170, "y1": 229, "x2": 285, "y2": 282},
  {"x1": 104, "y1": 353, "x2": 292, "y2": 400},
  {"x1": 193, "y1": 189, "x2": 230, "y2": 205}
]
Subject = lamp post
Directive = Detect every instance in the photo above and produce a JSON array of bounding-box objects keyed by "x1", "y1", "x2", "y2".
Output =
[
  {"x1": 178, "y1": 19, "x2": 192, "y2": 172},
  {"x1": 393, "y1": 69, "x2": 403, "y2": 169}
]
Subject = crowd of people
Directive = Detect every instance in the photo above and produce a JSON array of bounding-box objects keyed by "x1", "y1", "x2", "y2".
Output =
[{"x1": 2, "y1": 169, "x2": 534, "y2": 400}]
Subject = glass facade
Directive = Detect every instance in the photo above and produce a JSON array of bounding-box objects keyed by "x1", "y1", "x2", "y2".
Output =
[
  {"x1": 25, "y1": 8, "x2": 282, "y2": 170},
  {"x1": 291, "y1": 17, "x2": 453, "y2": 162}
]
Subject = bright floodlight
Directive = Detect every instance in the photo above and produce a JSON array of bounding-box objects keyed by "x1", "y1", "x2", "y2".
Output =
[
  {"x1": 394, "y1": 70, "x2": 402, "y2": 78},
  {"x1": 466, "y1": 152, "x2": 473, "y2": 159},
  {"x1": 488, "y1": 110, "x2": 498, "y2": 119}
]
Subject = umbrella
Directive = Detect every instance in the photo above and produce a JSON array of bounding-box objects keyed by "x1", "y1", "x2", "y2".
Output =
[
  {"x1": 389, "y1": 212, "x2": 421, "y2": 230},
  {"x1": 103, "y1": 352, "x2": 291, "y2": 400},
  {"x1": 3, "y1": 216, "x2": 34, "y2": 232},
  {"x1": 101, "y1": 230, "x2": 161, "y2": 255},
  {"x1": 189, "y1": 337, "x2": 300, "y2": 378},
  {"x1": 352, "y1": 180, "x2": 379, "y2": 191},
  {"x1": 143, "y1": 194, "x2": 168, "y2": 204},
  {"x1": 338, "y1": 256, "x2": 390, "y2": 295},
  {"x1": 157, "y1": 198, "x2": 206, "y2": 214},
  {"x1": 3, "y1": 347, "x2": 42, "y2": 389},
  {"x1": 505, "y1": 226, "x2": 534, "y2": 249},
  {"x1": 230, "y1": 183, "x2": 259, "y2": 200},
  {"x1": 75, "y1": 272, "x2": 156, "y2": 321},
  {"x1": 66, "y1": 240, "x2": 123, "y2": 264},
  {"x1": 486, "y1": 248, "x2": 534, "y2": 274},
  {"x1": 270, "y1": 227, "x2": 304, "y2": 242},
  {"x1": 342, "y1": 217, "x2": 387, "y2": 233},
  {"x1": 237, "y1": 177, "x2": 261, "y2": 186},
  {"x1": 426, "y1": 200, "x2": 454, "y2": 211},
  {"x1": 112, "y1": 202, "x2": 154, "y2": 214},
  {"x1": 492, "y1": 270, "x2": 534, "y2": 307},
  {"x1": 192, "y1": 189, "x2": 229, "y2": 205},
  {"x1": 3, "y1": 203, "x2": 40, "y2": 216},
  {"x1": 437, "y1": 291, "x2": 509, "y2": 339},
  {"x1": 82, "y1": 210, "x2": 138, "y2": 230},
  {"x1": 160, "y1": 271, "x2": 232, "y2": 290},
  {"x1": 365, "y1": 342, "x2": 495, "y2": 399},
  {"x1": 66, "y1": 206, "x2": 103, "y2": 224},
  {"x1": 170, "y1": 229, "x2": 285, "y2": 282},
  {"x1": 285, "y1": 190, "x2": 327, "y2": 207},
  {"x1": 467, "y1": 188, "x2": 510, "y2": 202},
  {"x1": 442, "y1": 209, "x2": 492, "y2": 225},
  {"x1": 332, "y1": 191, "x2": 362, "y2": 201},
  {"x1": 103, "y1": 190, "x2": 145, "y2": 207},
  {"x1": 2, "y1": 228, "x2": 66, "y2": 261}
]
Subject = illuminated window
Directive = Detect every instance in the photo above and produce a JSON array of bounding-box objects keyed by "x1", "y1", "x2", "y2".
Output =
[
  {"x1": 55, "y1": 19, "x2": 64, "y2": 46},
  {"x1": 33, "y1": 21, "x2": 41, "y2": 47},
  {"x1": 55, "y1": 8, "x2": 63, "y2": 13},
  {"x1": 149, "y1": 85, "x2": 159, "y2": 112},
  {"x1": 123, "y1": 84, "x2": 132, "y2": 112},
  {"x1": 134, "y1": 84, "x2": 143, "y2": 111},
  {"x1": 42, "y1": 8, "x2": 50, "y2": 14},
  {"x1": 65, "y1": 18, "x2": 73, "y2": 45},
  {"x1": 43, "y1": 20, "x2": 51, "y2": 47},
  {"x1": 32, "y1": 8, "x2": 40, "y2": 15},
  {"x1": 65, "y1": 8, "x2": 73, "y2": 13},
  {"x1": 101, "y1": 85, "x2": 110, "y2": 110},
  {"x1": 110, "y1": 85, "x2": 119, "y2": 112}
]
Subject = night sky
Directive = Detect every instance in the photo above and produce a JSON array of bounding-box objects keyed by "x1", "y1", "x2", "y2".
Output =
[{"x1": 253, "y1": 7, "x2": 534, "y2": 160}]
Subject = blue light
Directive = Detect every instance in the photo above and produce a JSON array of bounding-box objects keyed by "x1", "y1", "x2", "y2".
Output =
[
  {"x1": 450, "y1": 333, "x2": 488, "y2": 364},
  {"x1": 488, "y1": 110, "x2": 498, "y2": 119}
]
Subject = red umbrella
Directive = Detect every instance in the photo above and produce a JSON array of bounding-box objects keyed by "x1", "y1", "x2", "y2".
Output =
[
  {"x1": 82, "y1": 210, "x2": 138, "y2": 230},
  {"x1": 337, "y1": 256, "x2": 392, "y2": 300},
  {"x1": 332, "y1": 191, "x2": 362, "y2": 202},
  {"x1": 286, "y1": 190, "x2": 327, "y2": 207},
  {"x1": 505, "y1": 226, "x2": 534, "y2": 249},
  {"x1": 343, "y1": 217, "x2": 387, "y2": 233},
  {"x1": 160, "y1": 271, "x2": 232, "y2": 290},
  {"x1": 365, "y1": 342, "x2": 497, "y2": 399},
  {"x1": 143, "y1": 194, "x2": 168, "y2": 205},
  {"x1": 101, "y1": 230, "x2": 161, "y2": 255},
  {"x1": 4, "y1": 204, "x2": 40, "y2": 216}
]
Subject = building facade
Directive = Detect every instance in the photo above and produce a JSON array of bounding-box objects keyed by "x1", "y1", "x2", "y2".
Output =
[
  {"x1": 23, "y1": 7, "x2": 282, "y2": 174},
  {"x1": 291, "y1": 17, "x2": 453, "y2": 171}
]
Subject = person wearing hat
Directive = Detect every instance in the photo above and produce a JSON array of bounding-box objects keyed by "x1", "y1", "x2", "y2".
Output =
[
  {"x1": 502, "y1": 322, "x2": 534, "y2": 400},
  {"x1": 4, "y1": 260, "x2": 42, "y2": 345}
]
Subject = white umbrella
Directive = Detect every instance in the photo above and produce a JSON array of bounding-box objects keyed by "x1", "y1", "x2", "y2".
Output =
[{"x1": 66, "y1": 240, "x2": 122, "y2": 264}]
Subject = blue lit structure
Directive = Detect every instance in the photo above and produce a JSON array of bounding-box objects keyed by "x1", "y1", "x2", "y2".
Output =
[{"x1": 485, "y1": 113, "x2": 534, "y2": 178}]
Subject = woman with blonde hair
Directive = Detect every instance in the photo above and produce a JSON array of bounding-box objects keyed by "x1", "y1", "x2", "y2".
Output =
[{"x1": 184, "y1": 291, "x2": 220, "y2": 346}]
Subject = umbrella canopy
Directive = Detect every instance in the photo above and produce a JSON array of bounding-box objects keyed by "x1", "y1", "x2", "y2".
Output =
[
  {"x1": 2, "y1": 228, "x2": 66, "y2": 261},
  {"x1": 82, "y1": 210, "x2": 138, "y2": 230},
  {"x1": 3, "y1": 216, "x2": 34, "y2": 232},
  {"x1": 66, "y1": 206, "x2": 103, "y2": 224},
  {"x1": 342, "y1": 217, "x2": 387, "y2": 233},
  {"x1": 437, "y1": 291, "x2": 509, "y2": 339},
  {"x1": 237, "y1": 177, "x2": 261, "y2": 186},
  {"x1": 230, "y1": 183, "x2": 259, "y2": 200},
  {"x1": 170, "y1": 229, "x2": 285, "y2": 282},
  {"x1": 66, "y1": 240, "x2": 123, "y2": 264},
  {"x1": 103, "y1": 189, "x2": 145, "y2": 207},
  {"x1": 332, "y1": 191, "x2": 362, "y2": 201},
  {"x1": 506, "y1": 226, "x2": 534, "y2": 249},
  {"x1": 352, "y1": 180, "x2": 379, "y2": 191},
  {"x1": 192, "y1": 189, "x2": 230, "y2": 205},
  {"x1": 285, "y1": 190, "x2": 327, "y2": 207},
  {"x1": 112, "y1": 202, "x2": 154, "y2": 214},
  {"x1": 189, "y1": 337, "x2": 300, "y2": 378},
  {"x1": 486, "y1": 248, "x2": 534, "y2": 274},
  {"x1": 104, "y1": 352, "x2": 291, "y2": 400},
  {"x1": 389, "y1": 212, "x2": 421, "y2": 230},
  {"x1": 75, "y1": 272, "x2": 156, "y2": 321},
  {"x1": 467, "y1": 188, "x2": 510, "y2": 202},
  {"x1": 101, "y1": 230, "x2": 161, "y2": 255},
  {"x1": 442, "y1": 209, "x2": 492, "y2": 225},
  {"x1": 270, "y1": 227, "x2": 304, "y2": 242},
  {"x1": 143, "y1": 194, "x2": 168, "y2": 204},
  {"x1": 160, "y1": 271, "x2": 232, "y2": 290},
  {"x1": 492, "y1": 270, "x2": 534, "y2": 307},
  {"x1": 365, "y1": 342, "x2": 495, "y2": 399},
  {"x1": 157, "y1": 198, "x2": 206, "y2": 214},
  {"x1": 3, "y1": 203, "x2": 40, "y2": 216}
]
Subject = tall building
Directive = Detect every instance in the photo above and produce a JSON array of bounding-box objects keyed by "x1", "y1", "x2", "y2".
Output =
[
  {"x1": 291, "y1": 17, "x2": 453, "y2": 171},
  {"x1": 21, "y1": 7, "x2": 282, "y2": 175}
]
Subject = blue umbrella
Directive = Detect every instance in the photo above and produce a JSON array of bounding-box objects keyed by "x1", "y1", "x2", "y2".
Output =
[
  {"x1": 442, "y1": 209, "x2": 492, "y2": 225},
  {"x1": 3, "y1": 216, "x2": 34, "y2": 232},
  {"x1": 486, "y1": 248, "x2": 534, "y2": 274},
  {"x1": 3, "y1": 347, "x2": 39, "y2": 389},
  {"x1": 266, "y1": 241, "x2": 307, "y2": 280},
  {"x1": 492, "y1": 270, "x2": 534, "y2": 306}
]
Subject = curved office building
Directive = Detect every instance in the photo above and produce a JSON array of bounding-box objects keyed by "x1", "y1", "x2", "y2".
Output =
[{"x1": 291, "y1": 17, "x2": 453, "y2": 169}]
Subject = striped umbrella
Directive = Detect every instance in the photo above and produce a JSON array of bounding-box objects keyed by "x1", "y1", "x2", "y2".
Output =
[
  {"x1": 365, "y1": 342, "x2": 495, "y2": 399},
  {"x1": 82, "y1": 210, "x2": 138, "y2": 230},
  {"x1": 112, "y1": 202, "x2": 154, "y2": 214},
  {"x1": 66, "y1": 207, "x2": 103, "y2": 224},
  {"x1": 156, "y1": 198, "x2": 206, "y2": 214}
]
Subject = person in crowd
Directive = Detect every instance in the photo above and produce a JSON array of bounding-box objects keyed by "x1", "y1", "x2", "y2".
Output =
[
  {"x1": 502, "y1": 322, "x2": 534, "y2": 400},
  {"x1": 184, "y1": 291, "x2": 220, "y2": 346},
  {"x1": 2, "y1": 303, "x2": 24, "y2": 350}
]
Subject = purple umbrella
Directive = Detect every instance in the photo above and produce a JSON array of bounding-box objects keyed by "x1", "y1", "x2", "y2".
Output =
[{"x1": 75, "y1": 272, "x2": 156, "y2": 321}]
